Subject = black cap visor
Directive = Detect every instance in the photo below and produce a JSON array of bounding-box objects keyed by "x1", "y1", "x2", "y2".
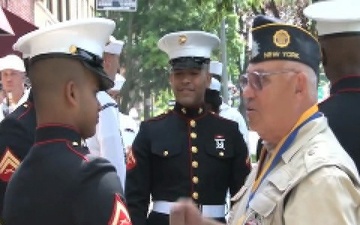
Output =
[
  {"x1": 29, "y1": 48, "x2": 114, "y2": 91},
  {"x1": 170, "y1": 57, "x2": 210, "y2": 70}
]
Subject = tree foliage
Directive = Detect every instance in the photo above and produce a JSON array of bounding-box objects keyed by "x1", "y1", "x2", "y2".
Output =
[
  {"x1": 101, "y1": 0, "x2": 243, "y2": 118},
  {"x1": 101, "y1": 0, "x2": 326, "y2": 119}
]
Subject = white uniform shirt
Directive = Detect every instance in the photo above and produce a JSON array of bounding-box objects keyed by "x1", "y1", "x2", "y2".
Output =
[
  {"x1": 0, "y1": 88, "x2": 30, "y2": 122},
  {"x1": 86, "y1": 91, "x2": 126, "y2": 191},
  {"x1": 119, "y1": 112, "x2": 139, "y2": 151},
  {"x1": 219, "y1": 102, "x2": 249, "y2": 145}
]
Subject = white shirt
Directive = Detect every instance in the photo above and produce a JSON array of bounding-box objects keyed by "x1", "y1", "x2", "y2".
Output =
[
  {"x1": 0, "y1": 88, "x2": 30, "y2": 122},
  {"x1": 219, "y1": 102, "x2": 249, "y2": 145},
  {"x1": 118, "y1": 112, "x2": 139, "y2": 151},
  {"x1": 86, "y1": 91, "x2": 126, "y2": 191}
]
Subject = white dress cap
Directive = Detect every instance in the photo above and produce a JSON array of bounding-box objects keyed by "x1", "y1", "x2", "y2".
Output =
[
  {"x1": 158, "y1": 31, "x2": 220, "y2": 59},
  {"x1": 0, "y1": 54, "x2": 25, "y2": 72},
  {"x1": 304, "y1": 0, "x2": 360, "y2": 36},
  {"x1": 13, "y1": 18, "x2": 115, "y2": 58},
  {"x1": 110, "y1": 73, "x2": 126, "y2": 91},
  {"x1": 209, "y1": 77, "x2": 221, "y2": 92},
  {"x1": 209, "y1": 61, "x2": 223, "y2": 76},
  {"x1": 104, "y1": 36, "x2": 124, "y2": 55}
]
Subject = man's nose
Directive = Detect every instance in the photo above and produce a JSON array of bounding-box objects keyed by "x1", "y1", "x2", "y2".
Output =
[
  {"x1": 181, "y1": 74, "x2": 191, "y2": 83},
  {"x1": 242, "y1": 83, "x2": 255, "y2": 100}
]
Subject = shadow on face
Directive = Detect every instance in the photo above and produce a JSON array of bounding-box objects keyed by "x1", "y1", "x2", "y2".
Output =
[{"x1": 169, "y1": 68, "x2": 211, "y2": 107}]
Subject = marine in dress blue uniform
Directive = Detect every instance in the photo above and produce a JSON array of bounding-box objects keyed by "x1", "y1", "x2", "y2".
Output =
[
  {"x1": 304, "y1": 0, "x2": 360, "y2": 169},
  {"x1": 2, "y1": 18, "x2": 132, "y2": 225},
  {"x1": 125, "y1": 31, "x2": 251, "y2": 225},
  {"x1": 0, "y1": 91, "x2": 35, "y2": 217}
]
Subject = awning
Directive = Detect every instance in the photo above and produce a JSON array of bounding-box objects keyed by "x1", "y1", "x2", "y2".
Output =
[
  {"x1": 0, "y1": 7, "x2": 14, "y2": 35},
  {"x1": 0, "y1": 7, "x2": 38, "y2": 57}
]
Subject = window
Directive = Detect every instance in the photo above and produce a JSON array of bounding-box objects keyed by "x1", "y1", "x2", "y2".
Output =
[
  {"x1": 66, "y1": 0, "x2": 70, "y2": 20},
  {"x1": 57, "y1": 0, "x2": 62, "y2": 21},
  {"x1": 46, "y1": 0, "x2": 53, "y2": 13}
]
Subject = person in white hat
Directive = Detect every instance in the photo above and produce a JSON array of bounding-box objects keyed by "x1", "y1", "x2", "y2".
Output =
[
  {"x1": 208, "y1": 61, "x2": 249, "y2": 145},
  {"x1": 0, "y1": 54, "x2": 30, "y2": 121},
  {"x1": 0, "y1": 58, "x2": 36, "y2": 217},
  {"x1": 85, "y1": 35, "x2": 127, "y2": 192},
  {"x1": 125, "y1": 31, "x2": 250, "y2": 225},
  {"x1": 304, "y1": 0, "x2": 360, "y2": 171},
  {"x1": 3, "y1": 18, "x2": 131, "y2": 225},
  {"x1": 108, "y1": 73, "x2": 139, "y2": 155}
]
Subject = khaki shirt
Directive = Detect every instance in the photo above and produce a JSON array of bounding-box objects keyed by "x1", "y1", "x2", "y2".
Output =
[{"x1": 230, "y1": 116, "x2": 360, "y2": 225}]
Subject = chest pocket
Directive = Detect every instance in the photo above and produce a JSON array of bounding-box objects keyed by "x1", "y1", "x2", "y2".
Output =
[
  {"x1": 150, "y1": 142, "x2": 183, "y2": 158},
  {"x1": 248, "y1": 192, "x2": 276, "y2": 224},
  {"x1": 204, "y1": 136, "x2": 234, "y2": 159},
  {"x1": 247, "y1": 167, "x2": 293, "y2": 224}
]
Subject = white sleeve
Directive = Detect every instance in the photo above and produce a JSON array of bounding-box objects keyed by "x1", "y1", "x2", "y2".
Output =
[{"x1": 97, "y1": 105, "x2": 126, "y2": 192}]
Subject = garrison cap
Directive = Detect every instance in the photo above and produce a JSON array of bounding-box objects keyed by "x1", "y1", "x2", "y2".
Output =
[{"x1": 250, "y1": 15, "x2": 321, "y2": 74}]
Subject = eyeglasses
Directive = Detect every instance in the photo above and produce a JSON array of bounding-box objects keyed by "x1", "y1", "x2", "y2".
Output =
[{"x1": 239, "y1": 70, "x2": 299, "y2": 91}]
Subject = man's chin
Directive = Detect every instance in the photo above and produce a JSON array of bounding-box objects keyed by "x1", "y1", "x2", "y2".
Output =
[{"x1": 177, "y1": 99, "x2": 194, "y2": 107}]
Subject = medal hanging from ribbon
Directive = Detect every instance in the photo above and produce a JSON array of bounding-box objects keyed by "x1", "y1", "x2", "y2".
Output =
[{"x1": 247, "y1": 105, "x2": 322, "y2": 208}]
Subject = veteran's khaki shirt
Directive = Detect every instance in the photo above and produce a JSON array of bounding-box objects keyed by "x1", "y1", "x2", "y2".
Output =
[{"x1": 230, "y1": 116, "x2": 360, "y2": 225}]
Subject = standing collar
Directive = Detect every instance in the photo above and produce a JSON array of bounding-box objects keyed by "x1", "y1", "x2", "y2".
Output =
[
  {"x1": 330, "y1": 75, "x2": 360, "y2": 95},
  {"x1": 35, "y1": 124, "x2": 83, "y2": 146},
  {"x1": 173, "y1": 102, "x2": 206, "y2": 118}
]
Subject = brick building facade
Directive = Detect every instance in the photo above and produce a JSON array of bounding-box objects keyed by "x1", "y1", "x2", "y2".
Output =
[{"x1": 0, "y1": 0, "x2": 34, "y2": 24}]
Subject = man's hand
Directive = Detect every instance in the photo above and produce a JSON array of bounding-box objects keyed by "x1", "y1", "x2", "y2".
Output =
[{"x1": 170, "y1": 199, "x2": 224, "y2": 225}]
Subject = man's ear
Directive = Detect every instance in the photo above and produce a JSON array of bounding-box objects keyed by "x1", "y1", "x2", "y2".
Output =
[
  {"x1": 205, "y1": 72, "x2": 211, "y2": 88},
  {"x1": 102, "y1": 54, "x2": 110, "y2": 69},
  {"x1": 294, "y1": 72, "x2": 307, "y2": 95},
  {"x1": 64, "y1": 80, "x2": 78, "y2": 107}
]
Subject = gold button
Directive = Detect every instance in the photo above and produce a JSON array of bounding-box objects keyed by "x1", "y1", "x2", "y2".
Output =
[
  {"x1": 190, "y1": 132, "x2": 197, "y2": 139},
  {"x1": 163, "y1": 150, "x2": 169, "y2": 156},
  {"x1": 191, "y1": 146, "x2": 198, "y2": 153},
  {"x1": 181, "y1": 108, "x2": 187, "y2": 114},
  {"x1": 190, "y1": 120, "x2": 196, "y2": 128},
  {"x1": 192, "y1": 161, "x2": 198, "y2": 168},
  {"x1": 192, "y1": 176, "x2": 199, "y2": 184},
  {"x1": 72, "y1": 141, "x2": 79, "y2": 146},
  {"x1": 69, "y1": 45, "x2": 77, "y2": 54},
  {"x1": 198, "y1": 108, "x2": 203, "y2": 114},
  {"x1": 219, "y1": 151, "x2": 224, "y2": 157},
  {"x1": 192, "y1": 192, "x2": 198, "y2": 200}
]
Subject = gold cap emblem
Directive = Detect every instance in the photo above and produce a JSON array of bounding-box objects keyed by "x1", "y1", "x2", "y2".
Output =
[
  {"x1": 178, "y1": 35, "x2": 187, "y2": 45},
  {"x1": 273, "y1": 30, "x2": 290, "y2": 48},
  {"x1": 69, "y1": 45, "x2": 78, "y2": 54}
]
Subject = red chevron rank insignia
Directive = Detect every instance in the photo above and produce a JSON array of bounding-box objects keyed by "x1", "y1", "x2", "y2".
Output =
[
  {"x1": 126, "y1": 147, "x2": 136, "y2": 170},
  {"x1": 109, "y1": 193, "x2": 132, "y2": 225},
  {"x1": 0, "y1": 147, "x2": 20, "y2": 182}
]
